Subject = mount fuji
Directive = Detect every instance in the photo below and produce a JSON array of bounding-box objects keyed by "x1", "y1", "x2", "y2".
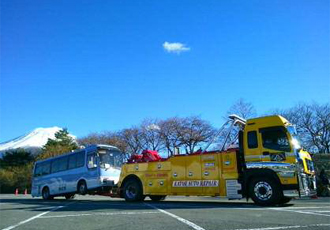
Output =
[{"x1": 0, "y1": 127, "x2": 76, "y2": 156}]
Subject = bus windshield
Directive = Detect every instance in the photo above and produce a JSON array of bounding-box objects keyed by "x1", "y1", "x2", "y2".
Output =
[{"x1": 98, "y1": 148, "x2": 123, "y2": 169}]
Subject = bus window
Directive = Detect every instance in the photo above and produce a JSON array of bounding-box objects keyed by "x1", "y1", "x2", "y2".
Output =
[
  {"x1": 34, "y1": 163, "x2": 42, "y2": 177},
  {"x1": 76, "y1": 151, "x2": 85, "y2": 168},
  {"x1": 87, "y1": 153, "x2": 97, "y2": 169},
  {"x1": 52, "y1": 156, "x2": 68, "y2": 173},
  {"x1": 68, "y1": 154, "x2": 77, "y2": 169},
  {"x1": 58, "y1": 156, "x2": 68, "y2": 171},
  {"x1": 34, "y1": 162, "x2": 51, "y2": 177},
  {"x1": 52, "y1": 159, "x2": 60, "y2": 173},
  {"x1": 42, "y1": 161, "x2": 51, "y2": 175}
]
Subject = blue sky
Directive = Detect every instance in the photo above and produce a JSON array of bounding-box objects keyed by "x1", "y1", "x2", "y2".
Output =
[{"x1": 1, "y1": 0, "x2": 329, "y2": 142}]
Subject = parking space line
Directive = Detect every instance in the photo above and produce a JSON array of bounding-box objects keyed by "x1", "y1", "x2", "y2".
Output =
[
  {"x1": 228, "y1": 223, "x2": 330, "y2": 230},
  {"x1": 269, "y1": 207, "x2": 330, "y2": 217},
  {"x1": 39, "y1": 211, "x2": 159, "y2": 218},
  {"x1": 145, "y1": 203, "x2": 205, "y2": 230},
  {"x1": 1, "y1": 205, "x2": 65, "y2": 230},
  {"x1": 269, "y1": 206, "x2": 330, "y2": 210},
  {"x1": 312, "y1": 211, "x2": 330, "y2": 213},
  {"x1": 288, "y1": 210, "x2": 330, "y2": 217}
]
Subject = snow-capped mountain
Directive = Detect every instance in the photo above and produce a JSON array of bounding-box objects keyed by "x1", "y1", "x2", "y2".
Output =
[{"x1": 0, "y1": 127, "x2": 76, "y2": 155}]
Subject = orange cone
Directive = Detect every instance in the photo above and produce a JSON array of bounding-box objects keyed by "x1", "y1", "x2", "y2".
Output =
[
  {"x1": 15, "y1": 188, "x2": 18, "y2": 196},
  {"x1": 24, "y1": 189, "x2": 27, "y2": 195}
]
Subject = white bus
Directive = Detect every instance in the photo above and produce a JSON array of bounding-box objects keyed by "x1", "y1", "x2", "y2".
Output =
[{"x1": 31, "y1": 144, "x2": 123, "y2": 200}]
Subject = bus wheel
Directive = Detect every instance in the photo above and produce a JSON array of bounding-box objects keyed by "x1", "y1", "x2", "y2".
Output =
[
  {"x1": 78, "y1": 181, "x2": 87, "y2": 195},
  {"x1": 249, "y1": 177, "x2": 281, "y2": 206},
  {"x1": 123, "y1": 179, "x2": 143, "y2": 202},
  {"x1": 149, "y1": 195, "x2": 166, "y2": 201},
  {"x1": 65, "y1": 194, "x2": 75, "y2": 200},
  {"x1": 42, "y1": 187, "x2": 53, "y2": 200}
]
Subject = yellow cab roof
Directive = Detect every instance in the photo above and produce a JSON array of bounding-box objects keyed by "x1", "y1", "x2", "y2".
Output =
[{"x1": 246, "y1": 115, "x2": 291, "y2": 128}]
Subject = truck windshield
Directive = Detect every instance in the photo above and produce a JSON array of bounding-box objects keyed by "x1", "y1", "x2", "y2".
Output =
[
  {"x1": 261, "y1": 127, "x2": 291, "y2": 151},
  {"x1": 98, "y1": 149, "x2": 123, "y2": 168},
  {"x1": 287, "y1": 125, "x2": 302, "y2": 150}
]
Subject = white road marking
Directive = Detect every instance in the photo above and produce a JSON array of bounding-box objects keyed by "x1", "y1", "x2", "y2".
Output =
[
  {"x1": 311, "y1": 210, "x2": 330, "y2": 213},
  {"x1": 288, "y1": 210, "x2": 330, "y2": 217},
  {"x1": 230, "y1": 223, "x2": 330, "y2": 230},
  {"x1": 269, "y1": 207, "x2": 330, "y2": 217},
  {"x1": 269, "y1": 206, "x2": 330, "y2": 210},
  {"x1": 151, "y1": 204, "x2": 330, "y2": 211},
  {"x1": 39, "y1": 211, "x2": 159, "y2": 218},
  {"x1": 1, "y1": 206, "x2": 65, "y2": 230},
  {"x1": 145, "y1": 203, "x2": 205, "y2": 230}
]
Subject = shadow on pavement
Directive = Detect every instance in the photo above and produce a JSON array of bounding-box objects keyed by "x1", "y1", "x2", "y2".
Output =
[{"x1": 0, "y1": 195, "x2": 295, "y2": 212}]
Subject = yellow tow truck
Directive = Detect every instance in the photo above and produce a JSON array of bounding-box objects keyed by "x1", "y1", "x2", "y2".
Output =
[{"x1": 117, "y1": 115, "x2": 316, "y2": 206}]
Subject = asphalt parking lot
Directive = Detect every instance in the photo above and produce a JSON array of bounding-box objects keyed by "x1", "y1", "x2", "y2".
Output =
[{"x1": 0, "y1": 195, "x2": 329, "y2": 230}]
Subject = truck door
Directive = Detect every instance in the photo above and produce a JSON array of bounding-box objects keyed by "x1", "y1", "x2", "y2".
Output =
[
  {"x1": 244, "y1": 130, "x2": 262, "y2": 162},
  {"x1": 185, "y1": 154, "x2": 202, "y2": 195},
  {"x1": 201, "y1": 153, "x2": 220, "y2": 195}
]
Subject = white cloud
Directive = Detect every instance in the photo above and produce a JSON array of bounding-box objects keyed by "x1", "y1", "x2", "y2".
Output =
[{"x1": 163, "y1": 41, "x2": 190, "y2": 54}]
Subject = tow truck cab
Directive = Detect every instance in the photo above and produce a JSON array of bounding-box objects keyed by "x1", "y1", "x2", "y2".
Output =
[{"x1": 241, "y1": 116, "x2": 316, "y2": 202}]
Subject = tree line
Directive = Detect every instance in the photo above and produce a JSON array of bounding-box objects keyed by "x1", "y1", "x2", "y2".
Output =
[{"x1": 79, "y1": 100, "x2": 330, "y2": 155}]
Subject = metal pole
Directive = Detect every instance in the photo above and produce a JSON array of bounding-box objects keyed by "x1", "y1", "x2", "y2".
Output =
[{"x1": 203, "y1": 120, "x2": 230, "y2": 152}]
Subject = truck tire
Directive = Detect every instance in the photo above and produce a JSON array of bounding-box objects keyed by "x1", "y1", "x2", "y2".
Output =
[
  {"x1": 123, "y1": 179, "x2": 144, "y2": 202},
  {"x1": 279, "y1": 197, "x2": 292, "y2": 205},
  {"x1": 42, "y1": 187, "x2": 53, "y2": 200},
  {"x1": 149, "y1": 195, "x2": 166, "y2": 201},
  {"x1": 249, "y1": 177, "x2": 281, "y2": 206}
]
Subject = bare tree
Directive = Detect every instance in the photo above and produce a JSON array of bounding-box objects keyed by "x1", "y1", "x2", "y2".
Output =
[
  {"x1": 218, "y1": 98, "x2": 256, "y2": 149},
  {"x1": 314, "y1": 103, "x2": 330, "y2": 153},
  {"x1": 140, "y1": 119, "x2": 164, "y2": 152},
  {"x1": 270, "y1": 102, "x2": 330, "y2": 153},
  {"x1": 78, "y1": 133, "x2": 107, "y2": 146},
  {"x1": 159, "y1": 117, "x2": 184, "y2": 156},
  {"x1": 118, "y1": 128, "x2": 144, "y2": 155},
  {"x1": 177, "y1": 116, "x2": 216, "y2": 154},
  {"x1": 226, "y1": 98, "x2": 256, "y2": 119},
  {"x1": 78, "y1": 132, "x2": 128, "y2": 156}
]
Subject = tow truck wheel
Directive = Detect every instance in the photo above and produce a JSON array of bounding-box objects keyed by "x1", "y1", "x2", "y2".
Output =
[
  {"x1": 149, "y1": 195, "x2": 166, "y2": 201},
  {"x1": 249, "y1": 177, "x2": 281, "y2": 206},
  {"x1": 123, "y1": 179, "x2": 143, "y2": 202},
  {"x1": 279, "y1": 197, "x2": 292, "y2": 205}
]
